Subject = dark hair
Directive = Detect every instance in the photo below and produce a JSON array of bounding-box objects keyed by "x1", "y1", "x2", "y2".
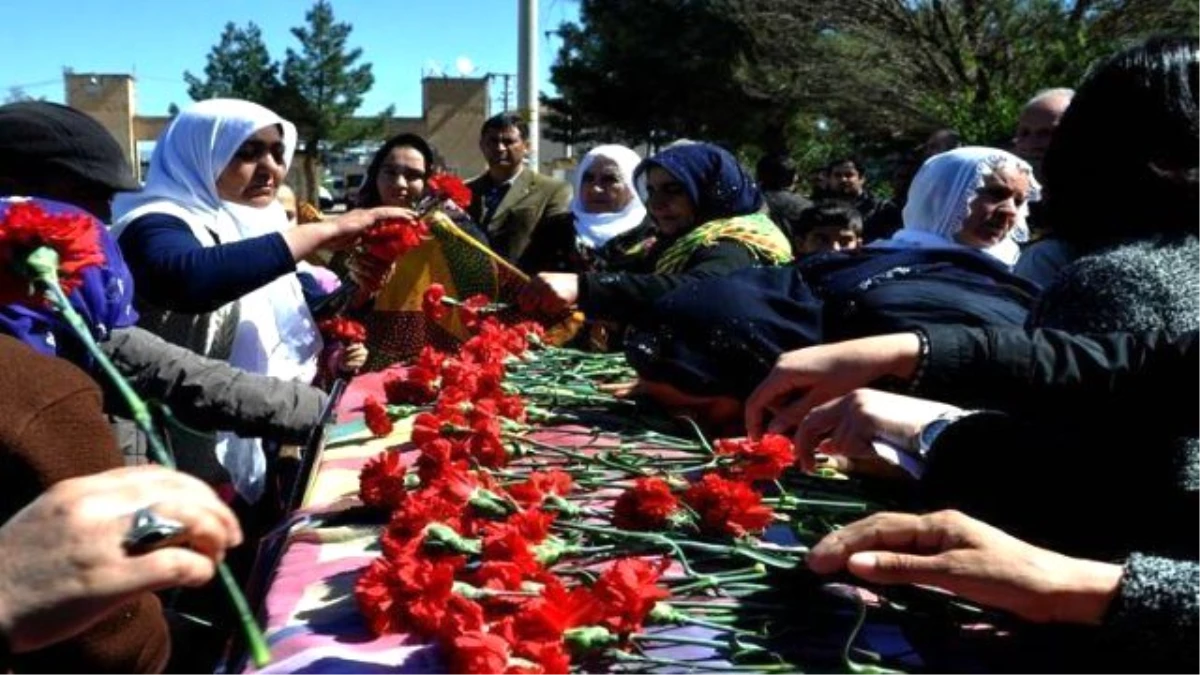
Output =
[
  {"x1": 358, "y1": 133, "x2": 436, "y2": 208},
  {"x1": 826, "y1": 157, "x2": 866, "y2": 177},
  {"x1": 755, "y1": 152, "x2": 798, "y2": 191},
  {"x1": 790, "y1": 200, "x2": 863, "y2": 237},
  {"x1": 1041, "y1": 36, "x2": 1198, "y2": 249},
  {"x1": 480, "y1": 112, "x2": 529, "y2": 141}
]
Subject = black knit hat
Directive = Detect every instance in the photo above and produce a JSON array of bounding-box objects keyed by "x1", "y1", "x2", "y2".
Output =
[{"x1": 0, "y1": 101, "x2": 140, "y2": 191}]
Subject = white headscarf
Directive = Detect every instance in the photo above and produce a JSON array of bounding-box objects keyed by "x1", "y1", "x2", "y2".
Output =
[
  {"x1": 880, "y1": 146, "x2": 1041, "y2": 266},
  {"x1": 569, "y1": 144, "x2": 647, "y2": 249},
  {"x1": 111, "y1": 99, "x2": 321, "y2": 502}
]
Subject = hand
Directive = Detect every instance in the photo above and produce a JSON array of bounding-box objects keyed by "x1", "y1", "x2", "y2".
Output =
[
  {"x1": 808, "y1": 510, "x2": 1123, "y2": 625},
  {"x1": 346, "y1": 252, "x2": 395, "y2": 295},
  {"x1": 283, "y1": 206, "x2": 418, "y2": 259},
  {"x1": 337, "y1": 342, "x2": 369, "y2": 374},
  {"x1": 518, "y1": 273, "x2": 580, "y2": 316},
  {"x1": 745, "y1": 333, "x2": 923, "y2": 438},
  {"x1": 792, "y1": 388, "x2": 961, "y2": 472},
  {"x1": 0, "y1": 466, "x2": 242, "y2": 653}
]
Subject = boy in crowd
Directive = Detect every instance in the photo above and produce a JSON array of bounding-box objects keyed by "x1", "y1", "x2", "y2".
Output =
[{"x1": 789, "y1": 201, "x2": 863, "y2": 256}]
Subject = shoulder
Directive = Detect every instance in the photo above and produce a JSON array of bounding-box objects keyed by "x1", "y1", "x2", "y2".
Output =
[
  {"x1": 120, "y1": 211, "x2": 192, "y2": 236},
  {"x1": 529, "y1": 172, "x2": 570, "y2": 193},
  {"x1": 0, "y1": 336, "x2": 99, "y2": 417}
]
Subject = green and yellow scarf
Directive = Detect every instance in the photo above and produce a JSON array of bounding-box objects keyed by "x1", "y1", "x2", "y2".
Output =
[{"x1": 654, "y1": 212, "x2": 793, "y2": 274}]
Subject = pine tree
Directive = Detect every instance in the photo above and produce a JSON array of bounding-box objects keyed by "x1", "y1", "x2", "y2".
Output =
[{"x1": 183, "y1": 22, "x2": 280, "y2": 104}]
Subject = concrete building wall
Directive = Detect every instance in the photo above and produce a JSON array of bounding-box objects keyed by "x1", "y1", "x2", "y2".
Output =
[
  {"x1": 421, "y1": 77, "x2": 489, "y2": 177},
  {"x1": 65, "y1": 73, "x2": 138, "y2": 175}
]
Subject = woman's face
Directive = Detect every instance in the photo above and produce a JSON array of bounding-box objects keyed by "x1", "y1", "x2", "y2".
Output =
[
  {"x1": 580, "y1": 156, "x2": 633, "y2": 214},
  {"x1": 956, "y1": 165, "x2": 1031, "y2": 249},
  {"x1": 375, "y1": 145, "x2": 427, "y2": 207},
  {"x1": 644, "y1": 166, "x2": 696, "y2": 236},
  {"x1": 216, "y1": 125, "x2": 287, "y2": 207}
]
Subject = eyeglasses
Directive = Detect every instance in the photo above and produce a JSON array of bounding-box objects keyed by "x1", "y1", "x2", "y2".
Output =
[{"x1": 233, "y1": 140, "x2": 287, "y2": 164}]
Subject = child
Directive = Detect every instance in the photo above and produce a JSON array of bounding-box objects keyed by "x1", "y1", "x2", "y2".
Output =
[{"x1": 789, "y1": 201, "x2": 863, "y2": 256}]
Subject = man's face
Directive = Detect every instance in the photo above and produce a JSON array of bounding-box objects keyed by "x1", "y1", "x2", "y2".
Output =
[
  {"x1": 480, "y1": 125, "x2": 527, "y2": 176},
  {"x1": 1013, "y1": 96, "x2": 1071, "y2": 175},
  {"x1": 829, "y1": 162, "x2": 865, "y2": 198}
]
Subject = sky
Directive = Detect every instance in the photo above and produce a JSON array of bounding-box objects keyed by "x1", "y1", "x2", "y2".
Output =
[{"x1": 0, "y1": 0, "x2": 580, "y2": 117}]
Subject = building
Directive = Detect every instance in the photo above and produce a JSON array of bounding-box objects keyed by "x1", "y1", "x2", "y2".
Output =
[{"x1": 64, "y1": 72, "x2": 573, "y2": 200}]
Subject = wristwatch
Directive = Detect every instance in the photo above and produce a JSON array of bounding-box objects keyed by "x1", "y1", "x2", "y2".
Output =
[{"x1": 915, "y1": 410, "x2": 976, "y2": 459}]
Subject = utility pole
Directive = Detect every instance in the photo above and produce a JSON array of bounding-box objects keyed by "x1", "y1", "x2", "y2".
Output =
[
  {"x1": 501, "y1": 73, "x2": 513, "y2": 112},
  {"x1": 517, "y1": 0, "x2": 539, "y2": 171}
]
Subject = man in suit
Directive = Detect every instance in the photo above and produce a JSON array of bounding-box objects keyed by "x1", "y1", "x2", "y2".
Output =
[{"x1": 467, "y1": 112, "x2": 572, "y2": 271}]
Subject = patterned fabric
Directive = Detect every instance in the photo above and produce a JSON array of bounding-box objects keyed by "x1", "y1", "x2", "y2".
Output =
[
  {"x1": 361, "y1": 211, "x2": 526, "y2": 371},
  {"x1": 654, "y1": 212, "x2": 793, "y2": 274},
  {"x1": 636, "y1": 143, "x2": 763, "y2": 224}
]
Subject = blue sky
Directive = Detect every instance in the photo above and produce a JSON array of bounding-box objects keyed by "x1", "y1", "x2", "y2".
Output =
[{"x1": 2, "y1": 0, "x2": 579, "y2": 117}]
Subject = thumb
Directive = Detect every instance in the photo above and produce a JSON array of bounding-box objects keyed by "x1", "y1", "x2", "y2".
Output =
[{"x1": 845, "y1": 551, "x2": 952, "y2": 586}]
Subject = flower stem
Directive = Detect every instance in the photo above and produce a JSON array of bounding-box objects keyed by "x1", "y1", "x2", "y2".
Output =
[{"x1": 30, "y1": 248, "x2": 271, "y2": 667}]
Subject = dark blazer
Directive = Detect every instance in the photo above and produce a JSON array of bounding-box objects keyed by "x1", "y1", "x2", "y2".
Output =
[{"x1": 467, "y1": 167, "x2": 572, "y2": 266}]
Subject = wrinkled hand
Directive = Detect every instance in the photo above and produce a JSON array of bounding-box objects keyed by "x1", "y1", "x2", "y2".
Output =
[
  {"x1": 518, "y1": 273, "x2": 580, "y2": 316},
  {"x1": 808, "y1": 510, "x2": 1123, "y2": 625},
  {"x1": 346, "y1": 252, "x2": 395, "y2": 295},
  {"x1": 745, "y1": 333, "x2": 923, "y2": 439},
  {"x1": 791, "y1": 388, "x2": 960, "y2": 472},
  {"x1": 337, "y1": 342, "x2": 369, "y2": 374},
  {"x1": 0, "y1": 466, "x2": 242, "y2": 653}
]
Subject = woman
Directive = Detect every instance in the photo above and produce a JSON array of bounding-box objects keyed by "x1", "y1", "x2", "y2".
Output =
[
  {"x1": 110, "y1": 99, "x2": 401, "y2": 501},
  {"x1": 878, "y1": 146, "x2": 1040, "y2": 267},
  {"x1": 519, "y1": 144, "x2": 653, "y2": 274},
  {"x1": 617, "y1": 151, "x2": 1040, "y2": 420},
  {"x1": 352, "y1": 132, "x2": 499, "y2": 369},
  {"x1": 519, "y1": 142, "x2": 793, "y2": 325}
]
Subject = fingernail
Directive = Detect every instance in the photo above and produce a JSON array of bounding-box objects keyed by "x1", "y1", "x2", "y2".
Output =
[{"x1": 848, "y1": 552, "x2": 877, "y2": 569}]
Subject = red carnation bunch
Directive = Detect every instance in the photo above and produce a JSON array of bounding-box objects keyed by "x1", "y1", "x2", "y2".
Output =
[
  {"x1": 359, "y1": 450, "x2": 408, "y2": 510},
  {"x1": 611, "y1": 477, "x2": 683, "y2": 531},
  {"x1": 318, "y1": 316, "x2": 367, "y2": 344},
  {"x1": 361, "y1": 216, "x2": 430, "y2": 261},
  {"x1": 0, "y1": 200, "x2": 105, "y2": 305},
  {"x1": 427, "y1": 173, "x2": 473, "y2": 211}
]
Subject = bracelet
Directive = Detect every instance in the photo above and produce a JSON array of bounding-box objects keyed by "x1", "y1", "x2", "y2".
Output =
[{"x1": 907, "y1": 329, "x2": 931, "y2": 393}]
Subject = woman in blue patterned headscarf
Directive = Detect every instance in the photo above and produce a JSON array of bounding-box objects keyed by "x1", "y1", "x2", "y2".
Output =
[
  {"x1": 518, "y1": 142, "x2": 792, "y2": 331},
  {"x1": 0, "y1": 197, "x2": 138, "y2": 363}
]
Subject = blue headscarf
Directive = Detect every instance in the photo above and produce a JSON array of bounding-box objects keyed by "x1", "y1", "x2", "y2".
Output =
[
  {"x1": 635, "y1": 143, "x2": 763, "y2": 226},
  {"x1": 0, "y1": 197, "x2": 138, "y2": 358}
]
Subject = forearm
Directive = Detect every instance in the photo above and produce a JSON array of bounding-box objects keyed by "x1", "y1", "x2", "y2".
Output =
[{"x1": 101, "y1": 327, "x2": 328, "y2": 443}]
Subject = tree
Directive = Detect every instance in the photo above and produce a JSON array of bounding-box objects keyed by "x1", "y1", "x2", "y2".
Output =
[
  {"x1": 183, "y1": 22, "x2": 281, "y2": 104},
  {"x1": 549, "y1": 0, "x2": 1197, "y2": 163},
  {"x1": 279, "y1": 1, "x2": 390, "y2": 202},
  {"x1": 4, "y1": 87, "x2": 37, "y2": 103}
]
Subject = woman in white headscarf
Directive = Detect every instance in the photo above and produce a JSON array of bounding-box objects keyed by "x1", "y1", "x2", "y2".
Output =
[
  {"x1": 111, "y1": 99, "x2": 406, "y2": 501},
  {"x1": 877, "y1": 146, "x2": 1041, "y2": 267},
  {"x1": 519, "y1": 144, "x2": 653, "y2": 273}
]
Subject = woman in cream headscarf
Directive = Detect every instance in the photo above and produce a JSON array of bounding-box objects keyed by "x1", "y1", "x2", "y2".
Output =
[
  {"x1": 111, "y1": 98, "x2": 405, "y2": 501},
  {"x1": 520, "y1": 143, "x2": 653, "y2": 274},
  {"x1": 877, "y1": 146, "x2": 1041, "y2": 267}
]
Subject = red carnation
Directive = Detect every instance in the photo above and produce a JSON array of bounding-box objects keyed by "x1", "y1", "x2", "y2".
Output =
[
  {"x1": 359, "y1": 450, "x2": 408, "y2": 509},
  {"x1": 427, "y1": 173, "x2": 474, "y2": 211},
  {"x1": 512, "y1": 639, "x2": 571, "y2": 674},
  {"x1": 507, "y1": 470, "x2": 574, "y2": 508},
  {"x1": 363, "y1": 396, "x2": 394, "y2": 437},
  {"x1": 459, "y1": 293, "x2": 491, "y2": 330},
  {"x1": 422, "y1": 283, "x2": 450, "y2": 321},
  {"x1": 591, "y1": 558, "x2": 670, "y2": 637},
  {"x1": 611, "y1": 477, "x2": 682, "y2": 531},
  {"x1": 0, "y1": 200, "x2": 105, "y2": 306},
  {"x1": 445, "y1": 631, "x2": 510, "y2": 674},
  {"x1": 513, "y1": 576, "x2": 599, "y2": 642},
  {"x1": 362, "y1": 216, "x2": 429, "y2": 261},
  {"x1": 682, "y1": 473, "x2": 775, "y2": 537},
  {"x1": 318, "y1": 316, "x2": 367, "y2": 344},
  {"x1": 383, "y1": 368, "x2": 439, "y2": 405},
  {"x1": 715, "y1": 434, "x2": 796, "y2": 482}
]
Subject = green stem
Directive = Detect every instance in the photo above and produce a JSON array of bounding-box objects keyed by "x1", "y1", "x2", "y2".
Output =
[
  {"x1": 608, "y1": 649, "x2": 798, "y2": 673},
  {"x1": 31, "y1": 251, "x2": 271, "y2": 667}
]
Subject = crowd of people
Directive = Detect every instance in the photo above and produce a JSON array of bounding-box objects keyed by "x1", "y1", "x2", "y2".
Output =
[{"x1": 0, "y1": 34, "x2": 1193, "y2": 673}]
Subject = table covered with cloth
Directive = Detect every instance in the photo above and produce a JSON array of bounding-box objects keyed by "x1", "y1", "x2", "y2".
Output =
[{"x1": 233, "y1": 368, "x2": 994, "y2": 674}]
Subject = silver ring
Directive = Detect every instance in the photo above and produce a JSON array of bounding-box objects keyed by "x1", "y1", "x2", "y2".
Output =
[{"x1": 122, "y1": 507, "x2": 187, "y2": 554}]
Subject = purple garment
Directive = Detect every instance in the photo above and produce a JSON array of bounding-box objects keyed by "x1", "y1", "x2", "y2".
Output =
[
  {"x1": 635, "y1": 142, "x2": 764, "y2": 224},
  {"x1": 0, "y1": 197, "x2": 139, "y2": 357}
]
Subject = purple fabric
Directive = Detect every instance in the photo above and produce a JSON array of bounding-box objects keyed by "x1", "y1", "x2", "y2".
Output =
[{"x1": 0, "y1": 197, "x2": 138, "y2": 357}]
